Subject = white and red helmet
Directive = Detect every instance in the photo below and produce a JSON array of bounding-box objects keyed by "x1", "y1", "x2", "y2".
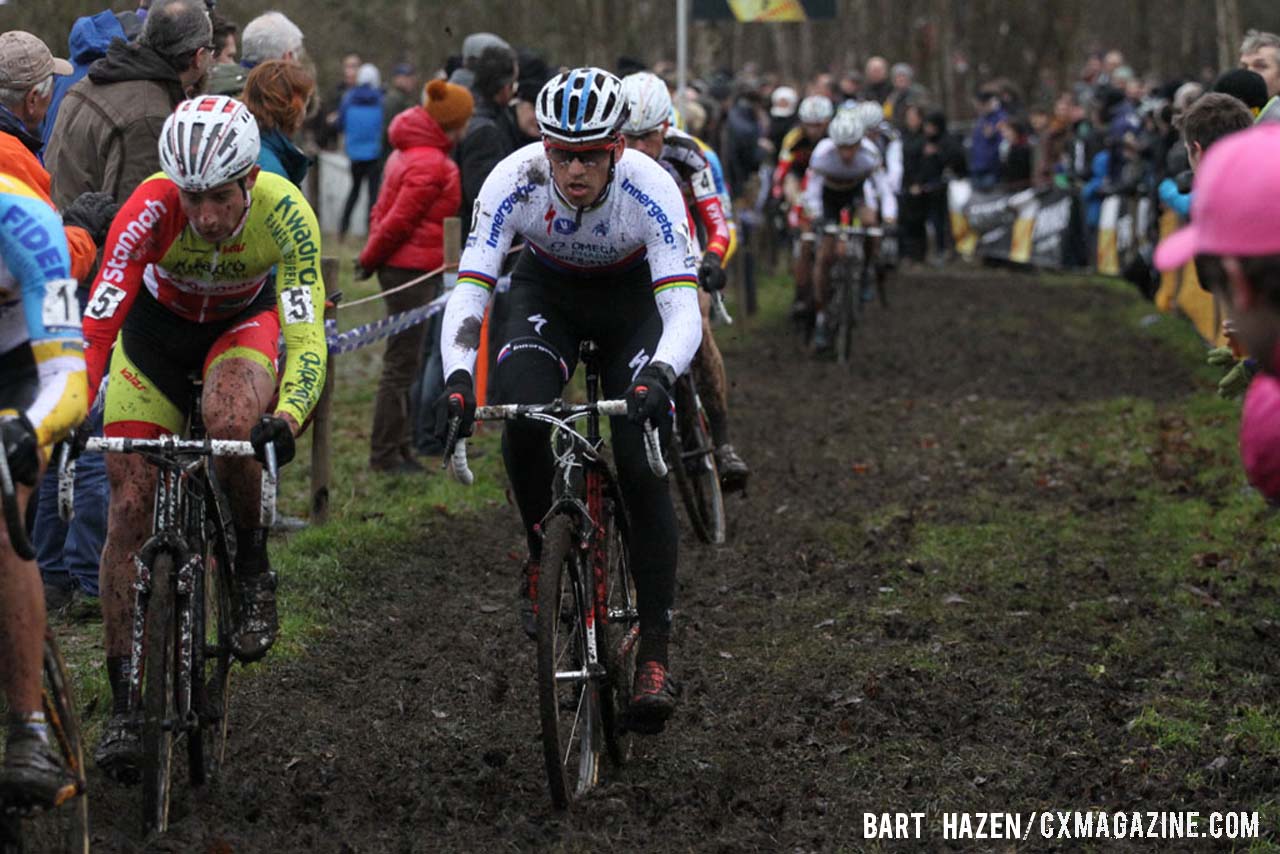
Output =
[
  {"x1": 159, "y1": 95, "x2": 260, "y2": 192},
  {"x1": 621, "y1": 71, "x2": 673, "y2": 136}
]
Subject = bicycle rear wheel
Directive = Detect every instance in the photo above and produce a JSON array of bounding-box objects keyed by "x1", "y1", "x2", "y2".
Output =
[
  {"x1": 141, "y1": 552, "x2": 177, "y2": 834},
  {"x1": 597, "y1": 498, "x2": 638, "y2": 767},
  {"x1": 0, "y1": 632, "x2": 90, "y2": 854},
  {"x1": 536, "y1": 514, "x2": 603, "y2": 809},
  {"x1": 670, "y1": 378, "x2": 726, "y2": 545}
]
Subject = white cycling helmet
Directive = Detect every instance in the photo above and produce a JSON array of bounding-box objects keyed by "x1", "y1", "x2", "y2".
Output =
[
  {"x1": 854, "y1": 100, "x2": 886, "y2": 130},
  {"x1": 621, "y1": 71, "x2": 672, "y2": 135},
  {"x1": 536, "y1": 67, "x2": 629, "y2": 145},
  {"x1": 159, "y1": 96, "x2": 260, "y2": 192},
  {"x1": 827, "y1": 110, "x2": 865, "y2": 146},
  {"x1": 798, "y1": 94, "x2": 834, "y2": 124}
]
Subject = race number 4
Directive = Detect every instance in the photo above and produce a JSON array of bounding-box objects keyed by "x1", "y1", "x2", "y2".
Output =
[
  {"x1": 84, "y1": 283, "x2": 126, "y2": 321},
  {"x1": 280, "y1": 286, "x2": 315, "y2": 325},
  {"x1": 42, "y1": 278, "x2": 81, "y2": 329}
]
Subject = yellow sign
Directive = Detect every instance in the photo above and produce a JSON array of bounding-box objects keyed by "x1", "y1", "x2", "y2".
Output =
[{"x1": 728, "y1": 0, "x2": 807, "y2": 21}]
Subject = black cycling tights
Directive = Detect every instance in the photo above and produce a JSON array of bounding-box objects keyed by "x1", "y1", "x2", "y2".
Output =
[{"x1": 492, "y1": 254, "x2": 679, "y2": 640}]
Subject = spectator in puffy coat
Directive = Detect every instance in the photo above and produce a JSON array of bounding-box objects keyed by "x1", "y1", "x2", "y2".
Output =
[
  {"x1": 242, "y1": 59, "x2": 315, "y2": 187},
  {"x1": 358, "y1": 79, "x2": 472, "y2": 473},
  {"x1": 39, "y1": 11, "x2": 128, "y2": 150},
  {"x1": 338, "y1": 62, "x2": 385, "y2": 239}
]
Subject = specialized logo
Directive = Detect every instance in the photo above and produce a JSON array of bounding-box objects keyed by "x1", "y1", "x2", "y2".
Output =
[
  {"x1": 628, "y1": 347, "x2": 650, "y2": 381},
  {"x1": 528, "y1": 313, "x2": 548, "y2": 335}
]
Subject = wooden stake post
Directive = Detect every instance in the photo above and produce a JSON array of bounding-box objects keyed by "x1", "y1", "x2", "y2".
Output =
[{"x1": 310, "y1": 256, "x2": 339, "y2": 524}]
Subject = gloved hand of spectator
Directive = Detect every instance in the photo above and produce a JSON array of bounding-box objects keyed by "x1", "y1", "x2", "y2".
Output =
[
  {"x1": 250, "y1": 415, "x2": 296, "y2": 467},
  {"x1": 624, "y1": 362, "x2": 675, "y2": 428},
  {"x1": 1219, "y1": 359, "x2": 1258, "y2": 400},
  {"x1": 1207, "y1": 346, "x2": 1236, "y2": 369},
  {"x1": 698, "y1": 256, "x2": 726, "y2": 292},
  {"x1": 0, "y1": 414, "x2": 39, "y2": 487},
  {"x1": 62, "y1": 191, "x2": 120, "y2": 247},
  {"x1": 354, "y1": 260, "x2": 375, "y2": 281},
  {"x1": 433, "y1": 370, "x2": 476, "y2": 445}
]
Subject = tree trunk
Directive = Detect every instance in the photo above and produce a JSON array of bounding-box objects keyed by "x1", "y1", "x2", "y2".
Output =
[{"x1": 1216, "y1": 0, "x2": 1241, "y2": 71}]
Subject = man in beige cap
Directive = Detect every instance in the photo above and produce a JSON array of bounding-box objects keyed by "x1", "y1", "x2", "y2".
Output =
[
  {"x1": 0, "y1": 31, "x2": 109, "y2": 283},
  {"x1": 0, "y1": 31, "x2": 72, "y2": 141}
]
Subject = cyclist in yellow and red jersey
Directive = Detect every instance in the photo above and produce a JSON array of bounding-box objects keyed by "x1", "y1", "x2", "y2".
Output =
[
  {"x1": 0, "y1": 172, "x2": 87, "y2": 807},
  {"x1": 620, "y1": 71, "x2": 750, "y2": 489},
  {"x1": 82, "y1": 96, "x2": 327, "y2": 779},
  {"x1": 778, "y1": 95, "x2": 834, "y2": 319}
]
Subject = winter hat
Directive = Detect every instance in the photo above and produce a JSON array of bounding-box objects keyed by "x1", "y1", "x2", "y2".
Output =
[{"x1": 423, "y1": 78, "x2": 474, "y2": 131}]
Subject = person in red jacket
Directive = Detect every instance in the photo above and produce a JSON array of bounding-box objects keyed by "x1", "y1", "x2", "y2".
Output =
[{"x1": 358, "y1": 78, "x2": 473, "y2": 473}]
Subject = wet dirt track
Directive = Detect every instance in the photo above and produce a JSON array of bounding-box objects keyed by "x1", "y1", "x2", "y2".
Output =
[{"x1": 88, "y1": 268, "x2": 1262, "y2": 853}]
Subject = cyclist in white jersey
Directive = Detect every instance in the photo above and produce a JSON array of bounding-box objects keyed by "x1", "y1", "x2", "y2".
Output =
[
  {"x1": 802, "y1": 110, "x2": 896, "y2": 348},
  {"x1": 438, "y1": 67, "x2": 700, "y2": 731}
]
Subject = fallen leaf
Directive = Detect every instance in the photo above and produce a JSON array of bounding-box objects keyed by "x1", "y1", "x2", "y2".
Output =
[
  {"x1": 813, "y1": 618, "x2": 835, "y2": 629},
  {"x1": 479, "y1": 603, "x2": 501, "y2": 614},
  {"x1": 943, "y1": 594, "x2": 968, "y2": 605},
  {"x1": 719, "y1": 651, "x2": 734, "y2": 659}
]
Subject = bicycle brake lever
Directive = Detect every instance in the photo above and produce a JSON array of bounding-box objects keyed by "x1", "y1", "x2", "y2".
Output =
[
  {"x1": 261, "y1": 443, "x2": 278, "y2": 527},
  {"x1": 642, "y1": 421, "x2": 668, "y2": 479},
  {"x1": 710, "y1": 291, "x2": 734, "y2": 326}
]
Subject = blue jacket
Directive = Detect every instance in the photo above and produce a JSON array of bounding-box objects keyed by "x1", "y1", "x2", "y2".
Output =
[
  {"x1": 1158, "y1": 177, "x2": 1191, "y2": 219},
  {"x1": 1081, "y1": 150, "x2": 1111, "y2": 228},
  {"x1": 968, "y1": 107, "x2": 1006, "y2": 179},
  {"x1": 339, "y1": 84, "x2": 384, "y2": 163},
  {"x1": 40, "y1": 11, "x2": 125, "y2": 149},
  {"x1": 258, "y1": 128, "x2": 310, "y2": 187}
]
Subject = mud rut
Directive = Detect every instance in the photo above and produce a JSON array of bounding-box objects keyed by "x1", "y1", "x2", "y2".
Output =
[{"x1": 87, "y1": 269, "x2": 1216, "y2": 852}]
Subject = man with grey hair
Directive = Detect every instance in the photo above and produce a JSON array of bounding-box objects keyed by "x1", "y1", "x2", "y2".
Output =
[
  {"x1": 886, "y1": 61, "x2": 928, "y2": 126},
  {"x1": 864, "y1": 55, "x2": 891, "y2": 103},
  {"x1": 1240, "y1": 29, "x2": 1280, "y2": 123},
  {"x1": 448, "y1": 31, "x2": 511, "y2": 90},
  {"x1": 239, "y1": 10, "x2": 304, "y2": 69},
  {"x1": 45, "y1": 0, "x2": 212, "y2": 206}
]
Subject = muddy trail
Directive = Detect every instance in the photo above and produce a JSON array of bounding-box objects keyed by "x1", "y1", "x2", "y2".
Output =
[{"x1": 87, "y1": 268, "x2": 1270, "y2": 853}]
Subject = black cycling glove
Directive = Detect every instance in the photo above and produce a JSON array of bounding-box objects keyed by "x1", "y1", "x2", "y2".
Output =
[
  {"x1": 698, "y1": 255, "x2": 727, "y2": 292},
  {"x1": 624, "y1": 362, "x2": 675, "y2": 427},
  {"x1": 433, "y1": 370, "x2": 476, "y2": 444},
  {"x1": 1, "y1": 414, "x2": 39, "y2": 487},
  {"x1": 62, "y1": 191, "x2": 120, "y2": 247},
  {"x1": 250, "y1": 415, "x2": 296, "y2": 467}
]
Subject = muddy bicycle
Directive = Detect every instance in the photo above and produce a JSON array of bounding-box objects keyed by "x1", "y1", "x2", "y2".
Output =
[
  {"x1": 446, "y1": 340, "x2": 666, "y2": 809},
  {"x1": 0, "y1": 449, "x2": 89, "y2": 854},
  {"x1": 821, "y1": 223, "x2": 883, "y2": 368},
  {"x1": 59, "y1": 382, "x2": 278, "y2": 834},
  {"x1": 669, "y1": 370, "x2": 725, "y2": 545}
]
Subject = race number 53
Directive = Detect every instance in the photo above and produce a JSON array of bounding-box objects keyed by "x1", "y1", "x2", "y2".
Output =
[{"x1": 280, "y1": 286, "x2": 315, "y2": 324}]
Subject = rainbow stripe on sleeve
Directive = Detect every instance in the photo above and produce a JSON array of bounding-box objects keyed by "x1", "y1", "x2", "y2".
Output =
[
  {"x1": 652, "y1": 275, "x2": 698, "y2": 295},
  {"x1": 458, "y1": 270, "x2": 497, "y2": 292}
]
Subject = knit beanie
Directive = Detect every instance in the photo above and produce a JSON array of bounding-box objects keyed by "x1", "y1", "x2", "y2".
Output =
[{"x1": 423, "y1": 78, "x2": 474, "y2": 132}]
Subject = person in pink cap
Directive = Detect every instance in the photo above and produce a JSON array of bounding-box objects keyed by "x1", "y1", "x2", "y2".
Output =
[{"x1": 1155, "y1": 123, "x2": 1280, "y2": 500}]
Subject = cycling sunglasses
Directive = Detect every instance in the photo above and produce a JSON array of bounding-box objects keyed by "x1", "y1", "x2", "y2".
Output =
[{"x1": 544, "y1": 141, "x2": 617, "y2": 168}]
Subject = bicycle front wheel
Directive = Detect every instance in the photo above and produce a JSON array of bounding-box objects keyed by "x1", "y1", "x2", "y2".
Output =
[
  {"x1": 835, "y1": 260, "x2": 858, "y2": 368},
  {"x1": 0, "y1": 632, "x2": 90, "y2": 854},
  {"x1": 671, "y1": 379, "x2": 726, "y2": 545},
  {"x1": 598, "y1": 498, "x2": 639, "y2": 767},
  {"x1": 536, "y1": 514, "x2": 603, "y2": 809},
  {"x1": 188, "y1": 525, "x2": 233, "y2": 786},
  {"x1": 141, "y1": 552, "x2": 177, "y2": 834}
]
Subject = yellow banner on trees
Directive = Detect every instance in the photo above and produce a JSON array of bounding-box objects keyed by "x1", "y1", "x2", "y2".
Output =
[{"x1": 728, "y1": 0, "x2": 807, "y2": 21}]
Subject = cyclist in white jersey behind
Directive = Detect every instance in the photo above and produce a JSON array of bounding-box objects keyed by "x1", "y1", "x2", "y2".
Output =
[
  {"x1": 437, "y1": 67, "x2": 701, "y2": 731},
  {"x1": 802, "y1": 110, "x2": 897, "y2": 350},
  {"x1": 618, "y1": 71, "x2": 750, "y2": 490}
]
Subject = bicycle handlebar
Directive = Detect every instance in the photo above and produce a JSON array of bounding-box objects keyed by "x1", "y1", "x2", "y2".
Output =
[
  {"x1": 0, "y1": 447, "x2": 35, "y2": 560},
  {"x1": 446, "y1": 399, "x2": 668, "y2": 485},
  {"x1": 59, "y1": 435, "x2": 278, "y2": 528}
]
